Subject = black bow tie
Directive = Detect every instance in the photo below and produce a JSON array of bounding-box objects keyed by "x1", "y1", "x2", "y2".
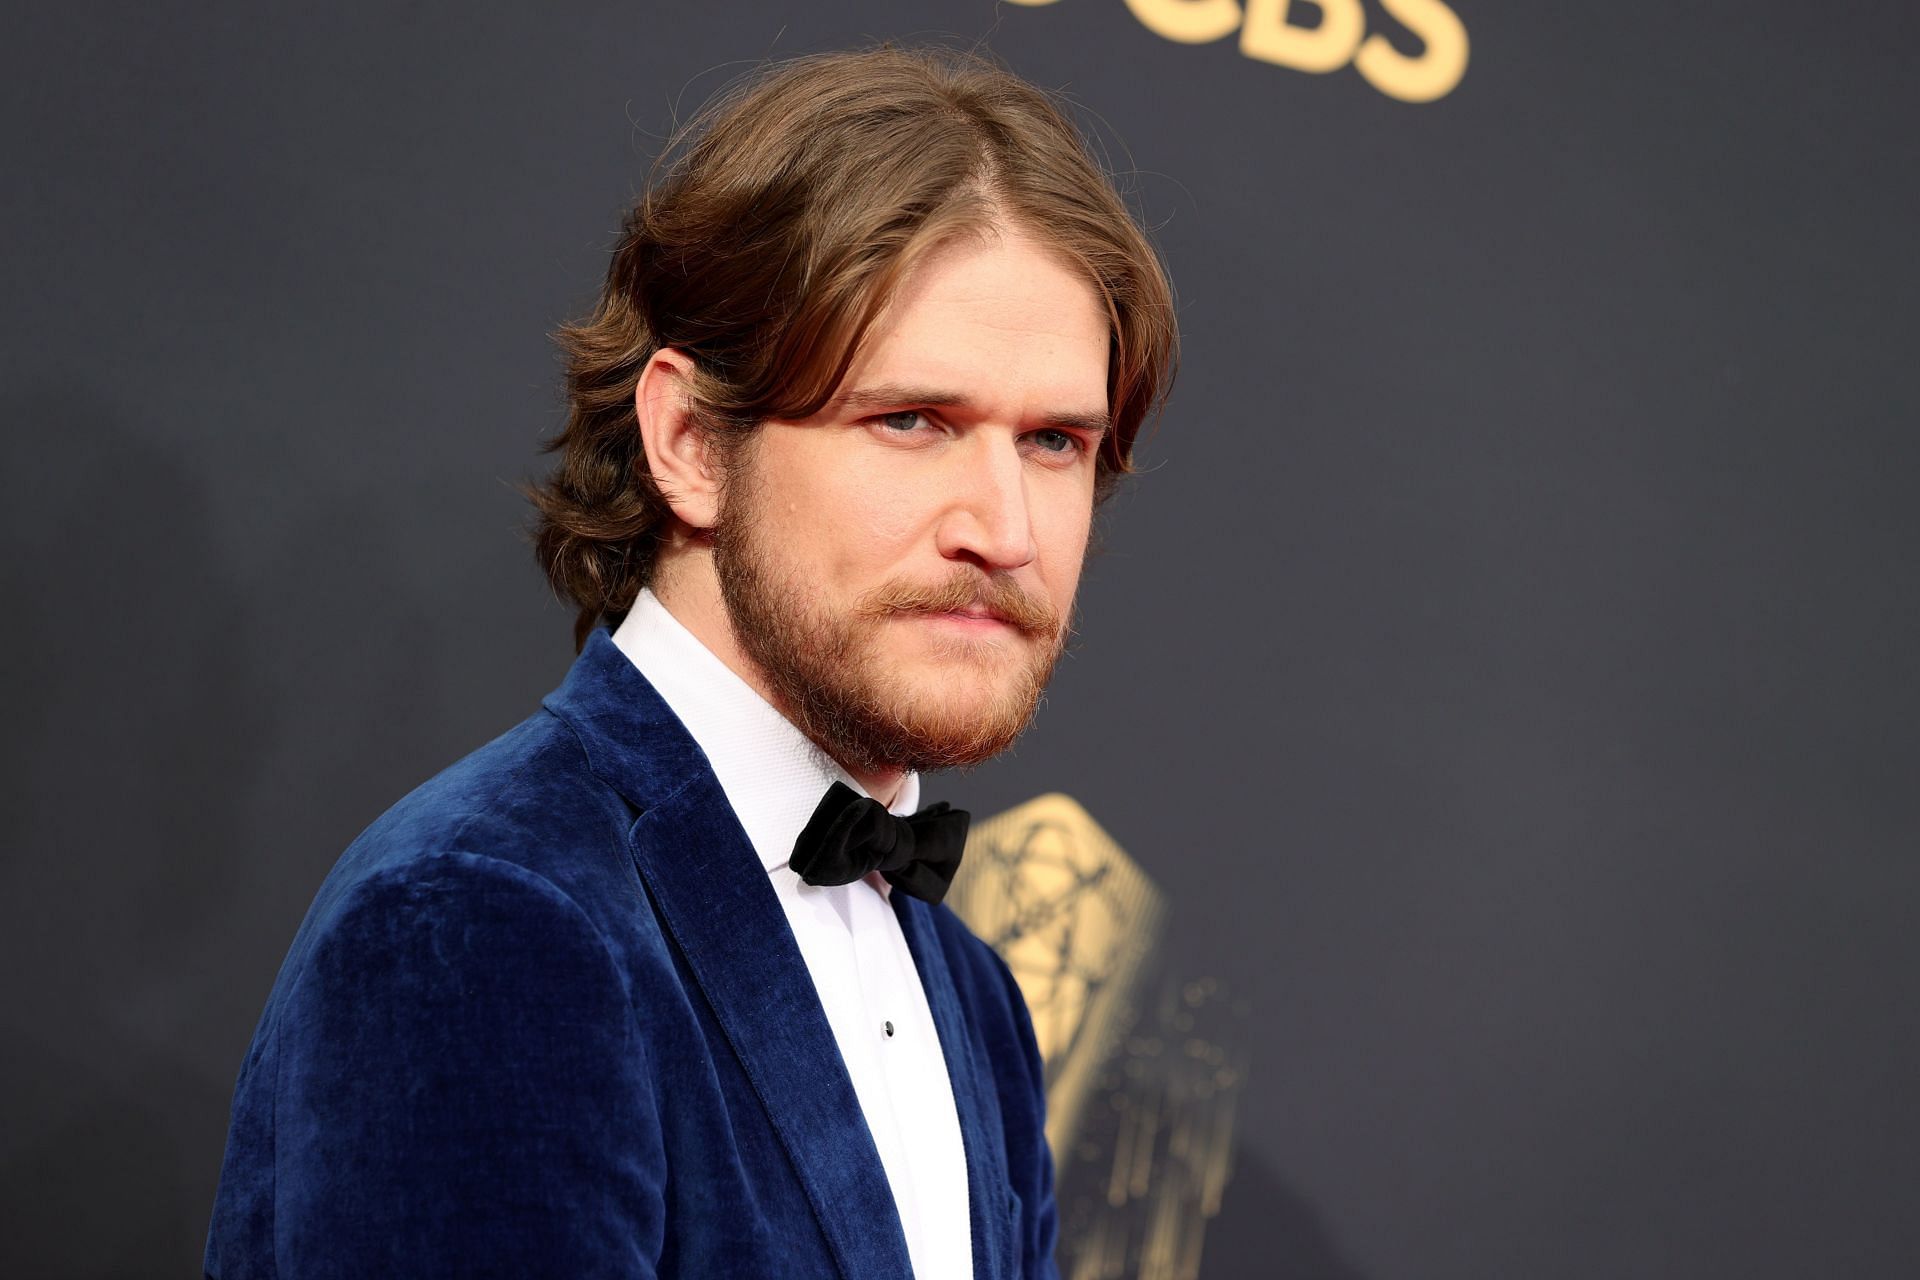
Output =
[{"x1": 790, "y1": 781, "x2": 970, "y2": 905}]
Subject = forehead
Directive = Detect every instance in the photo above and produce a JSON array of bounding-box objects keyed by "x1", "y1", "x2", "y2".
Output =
[{"x1": 836, "y1": 227, "x2": 1111, "y2": 412}]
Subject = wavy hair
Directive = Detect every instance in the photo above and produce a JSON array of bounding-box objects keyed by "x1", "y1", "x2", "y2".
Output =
[{"x1": 529, "y1": 44, "x2": 1178, "y2": 649}]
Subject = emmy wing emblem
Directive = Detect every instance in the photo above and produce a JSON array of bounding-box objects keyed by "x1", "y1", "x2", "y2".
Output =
[{"x1": 947, "y1": 795, "x2": 1250, "y2": 1280}]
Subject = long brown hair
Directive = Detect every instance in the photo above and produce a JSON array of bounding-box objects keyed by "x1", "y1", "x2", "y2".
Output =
[{"x1": 529, "y1": 44, "x2": 1179, "y2": 649}]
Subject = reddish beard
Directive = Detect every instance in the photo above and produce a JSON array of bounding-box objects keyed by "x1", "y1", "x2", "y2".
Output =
[{"x1": 712, "y1": 471, "x2": 1069, "y2": 777}]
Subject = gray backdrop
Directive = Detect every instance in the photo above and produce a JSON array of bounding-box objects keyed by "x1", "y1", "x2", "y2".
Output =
[{"x1": 4, "y1": 1, "x2": 1916, "y2": 1276}]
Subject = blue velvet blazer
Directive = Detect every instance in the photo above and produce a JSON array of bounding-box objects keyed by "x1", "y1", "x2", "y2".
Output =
[{"x1": 205, "y1": 631, "x2": 1058, "y2": 1279}]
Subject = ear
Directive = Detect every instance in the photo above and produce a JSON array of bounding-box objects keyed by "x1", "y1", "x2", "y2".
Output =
[{"x1": 635, "y1": 347, "x2": 724, "y2": 531}]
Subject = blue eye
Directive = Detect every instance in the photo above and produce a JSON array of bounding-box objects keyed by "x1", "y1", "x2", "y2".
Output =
[
  {"x1": 1029, "y1": 429, "x2": 1080, "y2": 454},
  {"x1": 877, "y1": 410, "x2": 927, "y2": 433}
]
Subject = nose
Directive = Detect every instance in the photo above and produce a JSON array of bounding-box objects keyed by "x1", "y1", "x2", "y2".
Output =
[{"x1": 934, "y1": 433, "x2": 1037, "y2": 573}]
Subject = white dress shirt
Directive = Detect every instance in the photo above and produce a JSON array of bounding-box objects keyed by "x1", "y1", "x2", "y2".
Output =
[{"x1": 612, "y1": 589, "x2": 972, "y2": 1279}]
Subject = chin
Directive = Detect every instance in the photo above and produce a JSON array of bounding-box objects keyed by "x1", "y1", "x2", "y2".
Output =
[
  {"x1": 897, "y1": 686, "x2": 1041, "y2": 751},
  {"x1": 895, "y1": 667, "x2": 1019, "y2": 711},
  {"x1": 896, "y1": 631, "x2": 1036, "y2": 678}
]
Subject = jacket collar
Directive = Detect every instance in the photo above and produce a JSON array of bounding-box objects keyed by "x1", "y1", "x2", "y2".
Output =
[
  {"x1": 542, "y1": 631, "x2": 919, "y2": 1277},
  {"x1": 894, "y1": 894, "x2": 1018, "y2": 1280},
  {"x1": 539, "y1": 628, "x2": 711, "y2": 814},
  {"x1": 607, "y1": 588, "x2": 921, "y2": 879}
]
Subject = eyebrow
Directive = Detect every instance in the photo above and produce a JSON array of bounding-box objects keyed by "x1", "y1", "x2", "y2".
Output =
[{"x1": 832, "y1": 384, "x2": 1111, "y2": 438}]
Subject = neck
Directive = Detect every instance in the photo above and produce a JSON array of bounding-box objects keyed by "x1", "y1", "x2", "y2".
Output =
[
  {"x1": 650, "y1": 551, "x2": 907, "y2": 807},
  {"x1": 860, "y1": 769, "x2": 907, "y2": 809}
]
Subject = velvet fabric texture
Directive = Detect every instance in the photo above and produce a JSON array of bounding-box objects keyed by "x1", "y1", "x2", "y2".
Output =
[{"x1": 204, "y1": 631, "x2": 1058, "y2": 1278}]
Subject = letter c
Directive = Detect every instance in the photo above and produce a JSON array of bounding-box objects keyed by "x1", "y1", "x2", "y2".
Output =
[{"x1": 1124, "y1": 0, "x2": 1244, "y2": 44}]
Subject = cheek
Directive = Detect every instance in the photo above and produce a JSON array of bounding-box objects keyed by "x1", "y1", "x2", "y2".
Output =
[
  {"x1": 837, "y1": 485, "x2": 922, "y2": 544},
  {"x1": 749, "y1": 433, "x2": 875, "y2": 554},
  {"x1": 788, "y1": 455, "x2": 928, "y2": 577},
  {"x1": 1034, "y1": 489, "x2": 1094, "y2": 604}
]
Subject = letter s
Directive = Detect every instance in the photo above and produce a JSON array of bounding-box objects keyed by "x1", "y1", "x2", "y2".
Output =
[{"x1": 1354, "y1": 0, "x2": 1470, "y2": 103}]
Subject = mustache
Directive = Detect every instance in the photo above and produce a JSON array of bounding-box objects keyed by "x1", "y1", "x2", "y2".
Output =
[{"x1": 856, "y1": 572, "x2": 1059, "y2": 637}]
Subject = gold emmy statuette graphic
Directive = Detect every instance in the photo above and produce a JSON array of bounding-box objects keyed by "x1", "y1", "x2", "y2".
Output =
[{"x1": 949, "y1": 795, "x2": 1250, "y2": 1280}]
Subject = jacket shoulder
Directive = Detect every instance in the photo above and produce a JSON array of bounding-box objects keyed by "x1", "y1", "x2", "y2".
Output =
[
  {"x1": 286, "y1": 708, "x2": 651, "y2": 945},
  {"x1": 206, "y1": 713, "x2": 676, "y2": 1277},
  {"x1": 211, "y1": 843, "x2": 666, "y2": 1277}
]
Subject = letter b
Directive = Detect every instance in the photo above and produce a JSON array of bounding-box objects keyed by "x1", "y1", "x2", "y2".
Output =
[{"x1": 1240, "y1": 0, "x2": 1364, "y2": 74}]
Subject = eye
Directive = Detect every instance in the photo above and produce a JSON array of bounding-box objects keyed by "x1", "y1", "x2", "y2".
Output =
[
  {"x1": 875, "y1": 409, "x2": 930, "y2": 434},
  {"x1": 1027, "y1": 428, "x2": 1085, "y2": 456}
]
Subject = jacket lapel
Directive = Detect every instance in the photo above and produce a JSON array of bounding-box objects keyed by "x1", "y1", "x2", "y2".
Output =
[
  {"x1": 544, "y1": 633, "x2": 912, "y2": 1279},
  {"x1": 894, "y1": 894, "x2": 1015, "y2": 1280}
]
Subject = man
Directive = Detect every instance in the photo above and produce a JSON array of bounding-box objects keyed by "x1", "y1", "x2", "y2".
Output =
[{"x1": 206, "y1": 45, "x2": 1175, "y2": 1280}]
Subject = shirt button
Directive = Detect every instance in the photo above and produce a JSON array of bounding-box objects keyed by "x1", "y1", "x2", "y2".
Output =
[{"x1": 883, "y1": 1020, "x2": 895, "y2": 1037}]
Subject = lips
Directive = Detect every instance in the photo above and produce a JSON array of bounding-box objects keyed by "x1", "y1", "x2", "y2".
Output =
[
  {"x1": 910, "y1": 605, "x2": 1021, "y2": 633},
  {"x1": 860, "y1": 573, "x2": 1057, "y2": 637}
]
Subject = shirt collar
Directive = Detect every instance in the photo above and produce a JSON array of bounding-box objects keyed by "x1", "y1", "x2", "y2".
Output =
[{"x1": 610, "y1": 588, "x2": 920, "y2": 880}]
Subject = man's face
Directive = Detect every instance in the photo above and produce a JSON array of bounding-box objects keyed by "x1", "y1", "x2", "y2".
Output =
[{"x1": 713, "y1": 224, "x2": 1112, "y2": 775}]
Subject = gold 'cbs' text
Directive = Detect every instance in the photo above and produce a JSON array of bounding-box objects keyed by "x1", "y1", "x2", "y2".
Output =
[{"x1": 1011, "y1": 0, "x2": 1470, "y2": 104}]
